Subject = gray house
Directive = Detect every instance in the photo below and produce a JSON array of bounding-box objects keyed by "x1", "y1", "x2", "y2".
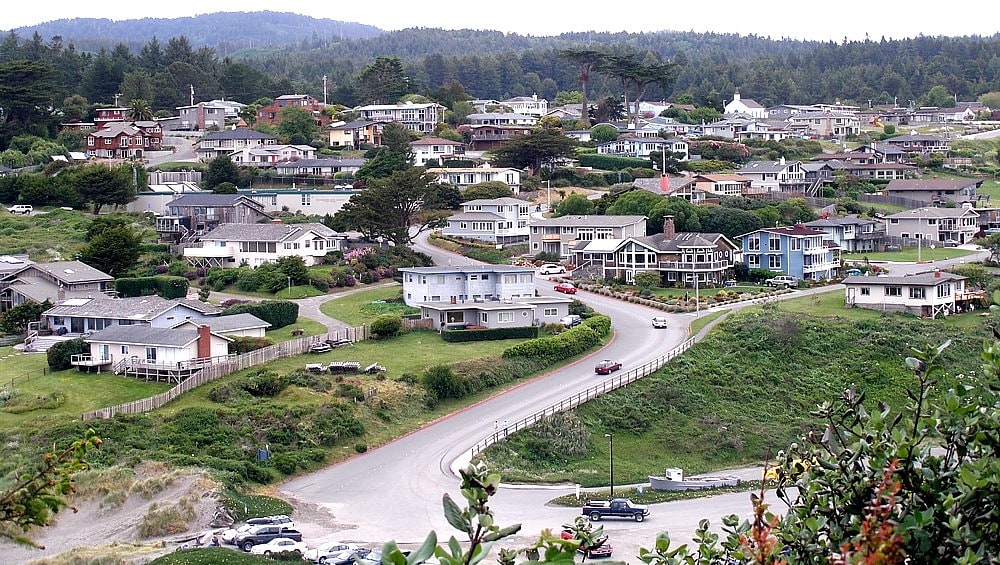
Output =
[
  {"x1": 441, "y1": 197, "x2": 530, "y2": 244},
  {"x1": 804, "y1": 216, "x2": 884, "y2": 253},
  {"x1": 41, "y1": 296, "x2": 223, "y2": 335},
  {"x1": 529, "y1": 215, "x2": 647, "y2": 259}
]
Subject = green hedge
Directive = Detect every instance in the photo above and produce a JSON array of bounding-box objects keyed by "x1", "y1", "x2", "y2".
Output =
[
  {"x1": 578, "y1": 153, "x2": 651, "y2": 171},
  {"x1": 115, "y1": 276, "x2": 189, "y2": 299},
  {"x1": 221, "y1": 300, "x2": 299, "y2": 329},
  {"x1": 501, "y1": 315, "x2": 611, "y2": 361},
  {"x1": 442, "y1": 326, "x2": 539, "y2": 342}
]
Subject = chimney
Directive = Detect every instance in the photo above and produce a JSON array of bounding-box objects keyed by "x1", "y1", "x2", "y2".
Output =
[
  {"x1": 659, "y1": 174, "x2": 670, "y2": 193},
  {"x1": 934, "y1": 269, "x2": 941, "y2": 278},
  {"x1": 57, "y1": 284, "x2": 65, "y2": 302},
  {"x1": 197, "y1": 325, "x2": 212, "y2": 359},
  {"x1": 663, "y1": 215, "x2": 676, "y2": 240}
]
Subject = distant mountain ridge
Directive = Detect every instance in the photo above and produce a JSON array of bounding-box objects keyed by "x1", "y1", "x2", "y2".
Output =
[{"x1": 8, "y1": 11, "x2": 384, "y2": 54}]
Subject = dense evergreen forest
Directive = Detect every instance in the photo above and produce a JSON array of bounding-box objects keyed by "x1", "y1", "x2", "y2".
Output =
[{"x1": 2, "y1": 11, "x2": 1000, "y2": 149}]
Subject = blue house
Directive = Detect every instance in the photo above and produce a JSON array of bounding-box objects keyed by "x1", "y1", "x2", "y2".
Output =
[{"x1": 738, "y1": 225, "x2": 838, "y2": 281}]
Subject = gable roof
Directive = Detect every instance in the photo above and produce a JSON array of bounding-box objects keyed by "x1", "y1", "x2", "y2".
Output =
[
  {"x1": 740, "y1": 225, "x2": 827, "y2": 239},
  {"x1": 30, "y1": 261, "x2": 113, "y2": 283},
  {"x1": 166, "y1": 193, "x2": 264, "y2": 208},
  {"x1": 86, "y1": 325, "x2": 231, "y2": 347},
  {"x1": 737, "y1": 160, "x2": 801, "y2": 174},
  {"x1": 201, "y1": 128, "x2": 276, "y2": 141},
  {"x1": 842, "y1": 272, "x2": 965, "y2": 286},
  {"x1": 886, "y1": 206, "x2": 980, "y2": 220},
  {"x1": 44, "y1": 296, "x2": 221, "y2": 320},
  {"x1": 629, "y1": 231, "x2": 736, "y2": 252},
  {"x1": 805, "y1": 216, "x2": 879, "y2": 228},
  {"x1": 531, "y1": 215, "x2": 646, "y2": 228},
  {"x1": 410, "y1": 137, "x2": 464, "y2": 146},
  {"x1": 885, "y1": 179, "x2": 981, "y2": 191},
  {"x1": 200, "y1": 222, "x2": 341, "y2": 242},
  {"x1": 172, "y1": 312, "x2": 270, "y2": 332}
]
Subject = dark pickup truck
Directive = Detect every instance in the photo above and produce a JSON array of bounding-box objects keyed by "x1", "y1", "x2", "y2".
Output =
[
  {"x1": 235, "y1": 524, "x2": 304, "y2": 552},
  {"x1": 582, "y1": 498, "x2": 650, "y2": 522}
]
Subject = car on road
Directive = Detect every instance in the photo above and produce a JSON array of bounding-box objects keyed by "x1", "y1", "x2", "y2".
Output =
[
  {"x1": 553, "y1": 282, "x2": 577, "y2": 294},
  {"x1": 651, "y1": 316, "x2": 669, "y2": 328},
  {"x1": 538, "y1": 263, "x2": 566, "y2": 275},
  {"x1": 594, "y1": 359, "x2": 622, "y2": 375},
  {"x1": 249, "y1": 537, "x2": 307, "y2": 556},
  {"x1": 764, "y1": 275, "x2": 798, "y2": 288},
  {"x1": 7, "y1": 204, "x2": 32, "y2": 215},
  {"x1": 559, "y1": 314, "x2": 582, "y2": 328}
]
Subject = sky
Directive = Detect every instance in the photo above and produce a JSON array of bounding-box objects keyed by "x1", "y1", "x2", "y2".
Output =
[{"x1": 4, "y1": 2, "x2": 999, "y2": 42}]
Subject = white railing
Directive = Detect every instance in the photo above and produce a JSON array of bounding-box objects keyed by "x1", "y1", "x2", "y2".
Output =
[{"x1": 469, "y1": 336, "x2": 696, "y2": 457}]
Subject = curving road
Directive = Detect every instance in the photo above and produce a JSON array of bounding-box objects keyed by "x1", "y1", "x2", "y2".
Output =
[{"x1": 280, "y1": 235, "x2": 990, "y2": 559}]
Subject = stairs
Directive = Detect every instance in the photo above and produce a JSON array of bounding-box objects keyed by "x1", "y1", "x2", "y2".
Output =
[{"x1": 24, "y1": 335, "x2": 76, "y2": 353}]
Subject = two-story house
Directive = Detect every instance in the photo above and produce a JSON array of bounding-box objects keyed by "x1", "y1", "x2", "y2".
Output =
[
  {"x1": 0, "y1": 259, "x2": 115, "y2": 312},
  {"x1": 175, "y1": 100, "x2": 245, "y2": 131},
  {"x1": 466, "y1": 124, "x2": 534, "y2": 151},
  {"x1": 399, "y1": 265, "x2": 571, "y2": 329},
  {"x1": 572, "y1": 216, "x2": 738, "y2": 285},
  {"x1": 691, "y1": 174, "x2": 752, "y2": 198},
  {"x1": 883, "y1": 134, "x2": 950, "y2": 155},
  {"x1": 93, "y1": 106, "x2": 129, "y2": 128},
  {"x1": 739, "y1": 225, "x2": 838, "y2": 281},
  {"x1": 426, "y1": 166, "x2": 522, "y2": 194},
  {"x1": 354, "y1": 101, "x2": 445, "y2": 133},
  {"x1": 257, "y1": 94, "x2": 329, "y2": 128},
  {"x1": 155, "y1": 193, "x2": 272, "y2": 243},
  {"x1": 596, "y1": 136, "x2": 690, "y2": 161},
  {"x1": 274, "y1": 158, "x2": 365, "y2": 180},
  {"x1": 804, "y1": 216, "x2": 884, "y2": 253},
  {"x1": 882, "y1": 179, "x2": 983, "y2": 206},
  {"x1": 884, "y1": 205, "x2": 980, "y2": 245},
  {"x1": 227, "y1": 144, "x2": 317, "y2": 166},
  {"x1": 196, "y1": 128, "x2": 277, "y2": 162},
  {"x1": 441, "y1": 197, "x2": 530, "y2": 244},
  {"x1": 328, "y1": 120, "x2": 383, "y2": 149},
  {"x1": 785, "y1": 111, "x2": 861, "y2": 138},
  {"x1": 843, "y1": 271, "x2": 971, "y2": 318},
  {"x1": 736, "y1": 157, "x2": 810, "y2": 195},
  {"x1": 529, "y1": 215, "x2": 647, "y2": 259},
  {"x1": 410, "y1": 137, "x2": 465, "y2": 166},
  {"x1": 500, "y1": 94, "x2": 548, "y2": 117},
  {"x1": 467, "y1": 113, "x2": 538, "y2": 126},
  {"x1": 184, "y1": 222, "x2": 345, "y2": 268},
  {"x1": 723, "y1": 91, "x2": 767, "y2": 119},
  {"x1": 85, "y1": 121, "x2": 163, "y2": 159}
]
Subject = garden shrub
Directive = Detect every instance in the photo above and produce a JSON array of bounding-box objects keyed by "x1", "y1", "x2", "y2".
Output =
[
  {"x1": 222, "y1": 300, "x2": 299, "y2": 329},
  {"x1": 441, "y1": 326, "x2": 539, "y2": 342},
  {"x1": 46, "y1": 337, "x2": 89, "y2": 370},
  {"x1": 241, "y1": 370, "x2": 288, "y2": 397},
  {"x1": 370, "y1": 314, "x2": 403, "y2": 338},
  {"x1": 228, "y1": 336, "x2": 273, "y2": 354},
  {"x1": 423, "y1": 364, "x2": 468, "y2": 400}
]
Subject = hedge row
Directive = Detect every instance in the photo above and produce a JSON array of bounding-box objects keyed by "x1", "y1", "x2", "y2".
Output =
[
  {"x1": 441, "y1": 326, "x2": 540, "y2": 342},
  {"x1": 221, "y1": 300, "x2": 299, "y2": 330},
  {"x1": 115, "y1": 276, "x2": 189, "y2": 299},
  {"x1": 577, "y1": 153, "x2": 652, "y2": 171},
  {"x1": 500, "y1": 315, "x2": 611, "y2": 361}
]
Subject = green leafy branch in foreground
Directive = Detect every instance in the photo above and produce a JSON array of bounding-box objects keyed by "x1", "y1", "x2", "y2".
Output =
[{"x1": 0, "y1": 429, "x2": 102, "y2": 548}]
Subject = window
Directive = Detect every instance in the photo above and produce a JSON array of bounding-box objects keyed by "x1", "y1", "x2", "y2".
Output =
[
  {"x1": 121, "y1": 345, "x2": 129, "y2": 354},
  {"x1": 768, "y1": 256, "x2": 782, "y2": 269},
  {"x1": 790, "y1": 238, "x2": 801, "y2": 251},
  {"x1": 747, "y1": 236, "x2": 760, "y2": 251},
  {"x1": 885, "y1": 286, "x2": 902, "y2": 297},
  {"x1": 909, "y1": 287, "x2": 926, "y2": 299},
  {"x1": 498, "y1": 312, "x2": 514, "y2": 323},
  {"x1": 480, "y1": 312, "x2": 488, "y2": 324},
  {"x1": 301, "y1": 193, "x2": 311, "y2": 206},
  {"x1": 145, "y1": 347, "x2": 157, "y2": 362},
  {"x1": 860, "y1": 287, "x2": 871, "y2": 296},
  {"x1": 937, "y1": 283, "x2": 951, "y2": 298},
  {"x1": 446, "y1": 312, "x2": 464, "y2": 323},
  {"x1": 769, "y1": 235, "x2": 781, "y2": 250},
  {"x1": 543, "y1": 308, "x2": 558, "y2": 316},
  {"x1": 747, "y1": 255, "x2": 760, "y2": 268}
]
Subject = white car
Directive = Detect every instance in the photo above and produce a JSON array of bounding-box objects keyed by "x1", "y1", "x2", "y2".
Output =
[
  {"x1": 249, "y1": 537, "x2": 307, "y2": 556},
  {"x1": 304, "y1": 541, "x2": 359, "y2": 563},
  {"x1": 538, "y1": 263, "x2": 566, "y2": 275},
  {"x1": 651, "y1": 317, "x2": 669, "y2": 329},
  {"x1": 220, "y1": 523, "x2": 253, "y2": 544},
  {"x1": 7, "y1": 204, "x2": 32, "y2": 215}
]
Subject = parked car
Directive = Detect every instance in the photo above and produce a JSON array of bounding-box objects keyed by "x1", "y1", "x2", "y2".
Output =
[
  {"x1": 560, "y1": 529, "x2": 613, "y2": 558},
  {"x1": 249, "y1": 537, "x2": 307, "y2": 556},
  {"x1": 594, "y1": 360, "x2": 622, "y2": 375},
  {"x1": 246, "y1": 514, "x2": 294, "y2": 528},
  {"x1": 312, "y1": 548, "x2": 370, "y2": 565},
  {"x1": 7, "y1": 204, "x2": 32, "y2": 215},
  {"x1": 553, "y1": 282, "x2": 577, "y2": 294},
  {"x1": 844, "y1": 268, "x2": 863, "y2": 277},
  {"x1": 538, "y1": 263, "x2": 566, "y2": 275},
  {"x1": 304, "y1": 542, "x2": 358, "y2": 563},
  {"x1": 220, "y1": 524, "x2": 254, "y2": 545},
  {"x1": 943, "y1": 239, "x2": 960, "y2": 247},
  {"x1": 651, "y1": 317, "x2": 669, "y2": 329},
  {"x1": 764, "y1": 275, "x2": 798, "y2": 288},
  {"x1": 582, "y1": 498, "x2": 650, "y2": 521},
  {"x1": 559, "y1": 314, "x2": 582, "y2": 328}
]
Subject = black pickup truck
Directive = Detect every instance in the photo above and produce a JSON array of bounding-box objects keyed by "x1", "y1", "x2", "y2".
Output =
[
  {"x1": 235, "y1": 524, "x2": 304, "y2": 552},
  {"x1": 581, "y1": 498, "x2": 650, "y2": 522}
]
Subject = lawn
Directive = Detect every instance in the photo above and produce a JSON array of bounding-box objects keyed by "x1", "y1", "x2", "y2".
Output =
[
  {"x1": 0, "y1": 208, "x2": 97, "y2": 261},
  {"x1": 319, "y1": 284, "x2": 417, "y2": 326},
  {"x1": 842, "y1": 246, "x2": 976, "y2": 263}
]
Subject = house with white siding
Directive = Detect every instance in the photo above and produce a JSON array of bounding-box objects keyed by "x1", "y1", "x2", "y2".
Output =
[
  {"x1": 441, "y1": 198, "x2": 530, "y2": 244},
  {"x1": 184, "y1": 222, "x2": 345, "y2": 268}
]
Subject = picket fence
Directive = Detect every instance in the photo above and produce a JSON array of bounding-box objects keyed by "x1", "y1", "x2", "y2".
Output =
[{"x1": 82, "y1": 325, "x2": 371, "y2": 421}]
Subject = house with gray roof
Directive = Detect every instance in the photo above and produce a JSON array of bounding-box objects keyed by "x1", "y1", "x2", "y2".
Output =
[
  {"x1": 843, "y1": 271, "x2": 976, "y2": 318},
  {"x1": 596, "y1": 136, "x2": 689, "y2": 161},
  {"x1": 41, "y1": 295, "x2": 222, "y2": 336},
  {"x1": 785, "y1": 110, "x2": 861, "y2": 138},
  {"x1": 184, "y1": 222, "x2": 345, "y2": 268},
  {"x1": 274, "y1": 158, "x2": 365, "y2": 178},
  {"x1": 804, "y1": 216, "x2": 884, "y2": 253},
  {"x1": 736, "y1": 157, "x2": 810, "y2": 195},
  {"x1": 883, "y1": 178, "x2": 983, "y2": 206},
  {"x1": 196, "y1": 128, "x2": 277, "y2": 161},
  {"x1": 0, "y1": 259, "x2": 115, "y2": 312},
  {"x1": 723, "y1": 91, "x2": 766, "y2": 119},
  {"x1": 155, "y1": 193, "x2": 272, "y2": 244},
  {"x1": 467, "y1": 113, "x2": 538, "y2": 126},
  {"x1": 884, "y1": 205, "x2": 980, "y2": 245},
  {"x1": 571, "y1": 216, "x2": 738, "y2": 285},
  {"x1": 529, "y1": 215, "x2": 647, "y2": 259},
  {"x1": 883, "y1": 134, "x2": 950, "y2": 154},
  {"x1": 441, "y1": 198, "x2": 530, "y2": 244},
  {"x1": 172, "y1": 312, "x2": 270, "y2": 337}
]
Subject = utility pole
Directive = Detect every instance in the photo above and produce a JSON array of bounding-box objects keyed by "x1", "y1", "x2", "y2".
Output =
[
  {"x1": 323, "y1": 75, "x2": 328, "y2": 105},
  {"x1": 190, "y1": 85, "x2": 195, "y2": 106}
]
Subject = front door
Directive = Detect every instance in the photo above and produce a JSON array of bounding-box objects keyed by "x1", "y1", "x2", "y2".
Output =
[{"x1": 70, "y1": 317, "x2": 84, "y2": 334}]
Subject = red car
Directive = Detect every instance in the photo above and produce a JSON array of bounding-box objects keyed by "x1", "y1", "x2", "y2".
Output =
[
  {"x1": 594, "y1": 360, "x2": 622, "y2": 375},
  {"x1": 554, "y1": 282, "x2": 577, "y2": 294},
  {"x1": 560, "y1": 529, "x2": 613, "y2": 558}
]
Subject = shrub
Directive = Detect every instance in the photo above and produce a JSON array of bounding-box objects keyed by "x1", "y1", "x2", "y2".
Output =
[
  {"x1": 115, "y1": 276, "x2": 189, "y2": 299},
  {"x1": 423, "y1": 364, "x2": 468, "y2": 400},
  {"x1": 370, "y1": 314, "x2": 403, "y2": 338},
  {"x1": 241, "y1": 370, "x2": 288, "y2": 397},
  {"x1": 222, "y1": 300, "x2": 299, "y2": 329},
  {"x1": 228, "y1": 336, "x2": 273, "y2": 354},
  {"x1": 46, "y1": 338, "x2": 89, "y2": 370}
]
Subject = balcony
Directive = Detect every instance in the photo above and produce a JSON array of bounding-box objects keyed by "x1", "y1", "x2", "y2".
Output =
[
  {"x1": 540, "y1": 233, "x2": 562, "y2": 241},
  {"x1": 70, "y1": 354, "x2": 111, "y2": 367},
  {"x1": 184, "y1": 246, "x2": 236, "y2": 259},
  {"x1": 656, "y1": 260, "x2": 729, "y2": 271}
]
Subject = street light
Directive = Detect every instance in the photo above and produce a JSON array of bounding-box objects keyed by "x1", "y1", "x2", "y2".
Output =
[
  {"x1": 287, "y1": 276, "x2": 292, "y2": 297},
  {"x1": 544, "y1": 180, "x2": 551, "y2": 211},
  {"x1": 605, "y1": 433, "x2": 614, "y2": 497}
]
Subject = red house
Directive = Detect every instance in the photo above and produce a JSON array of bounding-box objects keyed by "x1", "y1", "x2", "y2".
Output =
[
  {"x1": 257, "y1": 94, "x2": 329, "y2": 128},
  {"x1": 86, "y1": 121, "x2": 164, "y2": 159}
]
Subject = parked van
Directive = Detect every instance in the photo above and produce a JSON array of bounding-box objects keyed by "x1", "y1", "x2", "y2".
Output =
[
  {"x1": 7, "y1": 204, "x2": 32, "y2": 215},
  {"x1": 559, "y1": 315, "x2": 582, "y2": 328}
]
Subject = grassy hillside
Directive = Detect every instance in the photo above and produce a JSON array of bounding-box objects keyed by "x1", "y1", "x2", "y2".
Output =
[{"x1": 476, "y1": 298, "x2": 993, "y2": 485}]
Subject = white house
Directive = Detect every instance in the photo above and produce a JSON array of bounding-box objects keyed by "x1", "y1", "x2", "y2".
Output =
[
  {"x1": 410, "y1": 138, "x2": 465, "y2": 166},
  {"x1": 884, "y1": 205, "x2": 980, "y2": 245},
  {"x1": 41, "y1": 296, "x2": 222, "y2": 335},
  {"x1": 197, "y1": 128, "x2": 277, "y2": 161},
  {"x1": 735, "y1": 158, "x2": 809, "y2": 195},
  {"x1": 467, "y1": 113, "x2": 538, "y2": 126},
  {"x1": 227, "y1": 144, "x2": 317, "y2": 166},
  {"x1": 172, "y1": 313, "x2": 270, "y2": 338},
  {"x1": 354, "y1": 101, "x2": 445, "y2": 133},
  {"x1": 426, "y1": 166, "x2": 523, "y2": 193},
  {"x1": 175, "y1": 100, "x2": 245, "y2": 131},
  {"x1": 596, "y1": 136, "x2": 689, "y2": 161},
  {"x1": 500, "y1": 94, "x2": 548, "y2": 117},
  {"x1": 843, "y1": 271, "x2": 971, "y2": 318},
  {"x1": 273, "y1": 158, "x2": 365, "y2": 178},
  {"x1": 441, "y1": 197, "x2": 530, "y2": 244},
  {"x1": 723, "y1": 91, "x2": 767, "y2": 119},
  {"x1": 184, "y1": 222, "x2": 345, "y2": 268}
]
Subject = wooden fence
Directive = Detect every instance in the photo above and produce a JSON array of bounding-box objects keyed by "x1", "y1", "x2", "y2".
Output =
[
  {"x1": 469, "y1": 336, "x2": 697, "y2": 457},
  {"x1": 82, "y1": 325, "x2": 369, "y2": 421}
]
